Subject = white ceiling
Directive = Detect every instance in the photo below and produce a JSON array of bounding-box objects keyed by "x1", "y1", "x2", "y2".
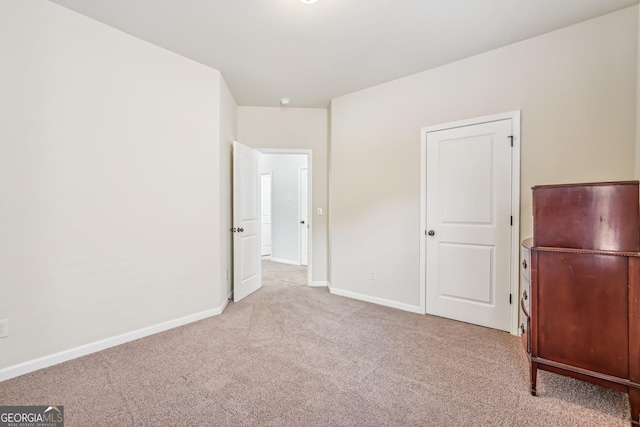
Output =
[{"x1": 49, "y1": 0, "x2": 639, "y2": 108}]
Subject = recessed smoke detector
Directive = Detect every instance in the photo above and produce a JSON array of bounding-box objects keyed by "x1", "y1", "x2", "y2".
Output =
[{"x1": 280, "y1": 98, "x2": 291, "y2": 106}]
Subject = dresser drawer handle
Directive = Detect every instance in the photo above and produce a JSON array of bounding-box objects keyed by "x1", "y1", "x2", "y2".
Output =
[{"x1": 520, "y1": 298, "x2": 530, "y2": 318}]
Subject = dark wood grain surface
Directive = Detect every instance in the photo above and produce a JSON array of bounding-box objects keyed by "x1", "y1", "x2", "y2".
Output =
[{"x1": 526, "y1": 180, "x2": 640, "y2": 426}]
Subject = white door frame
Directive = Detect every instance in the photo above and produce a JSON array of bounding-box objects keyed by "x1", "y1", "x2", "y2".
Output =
[
  {"x1": 419, "y1": 111, "x2": 521, "y2": 336},
  {"x1": 258, "y1": 148, "x2": 313, "y2": 287}
]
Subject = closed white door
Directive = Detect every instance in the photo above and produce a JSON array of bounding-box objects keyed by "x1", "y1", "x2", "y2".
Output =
[
  {"x1": 260, "y1": 173, "x2": 272, "y2": 257},
  {"x1": 426, "y1": 119, "x2": 512, "y2": 331},
  {"x1": 233, "y1": 141, "x2": 261, "y2": 302},
  {"x1": 299, "y1": 168, "x2": 308, "y2": 266}
]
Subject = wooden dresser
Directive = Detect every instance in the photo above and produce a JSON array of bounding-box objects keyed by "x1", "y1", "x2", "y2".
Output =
[{"x1": 521, "y1": 181, "x2": 640, "y2": 426}]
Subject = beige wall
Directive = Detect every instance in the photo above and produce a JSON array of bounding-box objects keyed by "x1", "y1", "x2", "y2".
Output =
[
  {"x1": 238, "y1": 107, "x2": 329, "y2": 284},
  {"x1": 0, "y1": 1, "x2": 225, "y2": 370},
  {"x1": 330, "y1": 7, "x2": 638, "y2": 309},
  {"x1": 637, "y1": 5, "x2": 640, "y2": 179}
]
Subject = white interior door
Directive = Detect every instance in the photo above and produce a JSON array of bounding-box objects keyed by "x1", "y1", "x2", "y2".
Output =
[
  {"x1": 426, "y1": 119, "x2": 512, "y2": 331},
  {"x1": 260, "y1": 173, "x2": 272, "y2": 257},
  {"x1": 233, "y1": 141, "x2": 261, "y2": 302},
  {"x1": 299, "y1": 168, "x2": 308, "y2": 266}
]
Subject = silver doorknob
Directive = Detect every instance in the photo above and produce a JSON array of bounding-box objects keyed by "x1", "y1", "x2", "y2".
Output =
[
  {"x1": 428, "y1": 230, "x2": 435, "y2": 236},
  {"x1": 238, "y1": 227, "x2": 244, "y2": 232}
]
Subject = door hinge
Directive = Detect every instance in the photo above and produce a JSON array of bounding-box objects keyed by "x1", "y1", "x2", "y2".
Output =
[
  {"x1": 508, "y1": 136, "x2": 513, "y2": 147},
  {"x1": 510, "y1": 216, "x2": 513, "y2": 226},
  {"x1": 509, "y1": 293, "x2": 512, "y2": 304}
]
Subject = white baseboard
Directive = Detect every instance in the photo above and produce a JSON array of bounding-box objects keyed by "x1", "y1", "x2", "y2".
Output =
[
  {"x1": 310, "y1": 281, "x2": 328, "y2": 287},
  {"x1": 0, "y1": 299, "x2": 229, "y2": 382},
  {"x1": 269, "y1": 257, "x2": 301, "y2": 266},
  {"x1": 329, "y1": 287, "x2": 422, "y2": 314},
  {"x1": 220, "y1": 295, "x2": 230, "y2": 312}
]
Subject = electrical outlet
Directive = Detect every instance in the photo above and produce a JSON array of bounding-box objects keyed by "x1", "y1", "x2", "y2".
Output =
[
  {"x1": 370, "y1": 270, "x2": 377, "y2": 280},
  {"x1": 0, "y1": 319, "x2": 8, "y2": 338}
]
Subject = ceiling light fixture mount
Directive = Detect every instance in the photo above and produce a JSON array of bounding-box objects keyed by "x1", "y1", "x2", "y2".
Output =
[
  {"x1": 280, "y1": 98, "x2": 290, "y2": 107},
  {"x1": 299, "y1": 0, "x2": 318, "y2": 4}
]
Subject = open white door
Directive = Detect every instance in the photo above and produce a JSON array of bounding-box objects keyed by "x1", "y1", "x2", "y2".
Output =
[
  {"x1": 233, "y1": 141, "x2": 261, "y2": 302},
  {"x1": 299, "y1": 168, "x2": 308, "y2": 266},
  {"x1": 425, "y1": 119, "x2": 513, "y2": 331}
]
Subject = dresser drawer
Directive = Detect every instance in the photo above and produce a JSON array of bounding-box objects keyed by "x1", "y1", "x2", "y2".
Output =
[
  {"x1": 521, "y1": 239, "x2": 532, "y2": 316},
  {"x1": 521, "y1": 242, "x2": 531, "y2": 282},
  {"x1": 520, "y1": 301, "x2": 530, "y2": 353}
]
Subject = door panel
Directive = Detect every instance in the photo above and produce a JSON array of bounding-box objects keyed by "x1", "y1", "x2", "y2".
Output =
[
  {"x1": 261, "y1": 173, "x2": 272, "y2": 256},
  {"x1": 233, "y1": 141, "x2": 261, "y2": 302},
  {"x1": 240, "y1": 235, "x2": 259, "y2": 278},
  {"x1": 438, "y1": 243, "x2": 493, "y2": 304},
  {"x1": 426, "y1": 119, "x2": 512, "y2": 331},
  {"x1": 440, "y1": 137, "x2": 493, "y2": 224},
  {"x1": 299, "y1": 168, "x2": 308, "y2": 266}
]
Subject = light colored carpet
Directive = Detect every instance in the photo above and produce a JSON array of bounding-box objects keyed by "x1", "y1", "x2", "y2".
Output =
[
  {"x1": 261, "y1": 257, "x2": 307, "y2": 288},
  {"x1": 0, "y1": 260, "x2": 631, "y2": 426}
]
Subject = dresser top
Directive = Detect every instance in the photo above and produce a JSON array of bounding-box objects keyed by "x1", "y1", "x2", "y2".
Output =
[
  {"x1": 531, "y1": 180, "x2": 639, "y2": 190},
  {"x1": 522, "y1": 238, "x2": 533, "y2": 249}
]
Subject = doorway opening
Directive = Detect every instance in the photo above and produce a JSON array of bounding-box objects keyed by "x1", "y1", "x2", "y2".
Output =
[{"x1": 258, "y1": 149, "x2": 312, "y2": 288}]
